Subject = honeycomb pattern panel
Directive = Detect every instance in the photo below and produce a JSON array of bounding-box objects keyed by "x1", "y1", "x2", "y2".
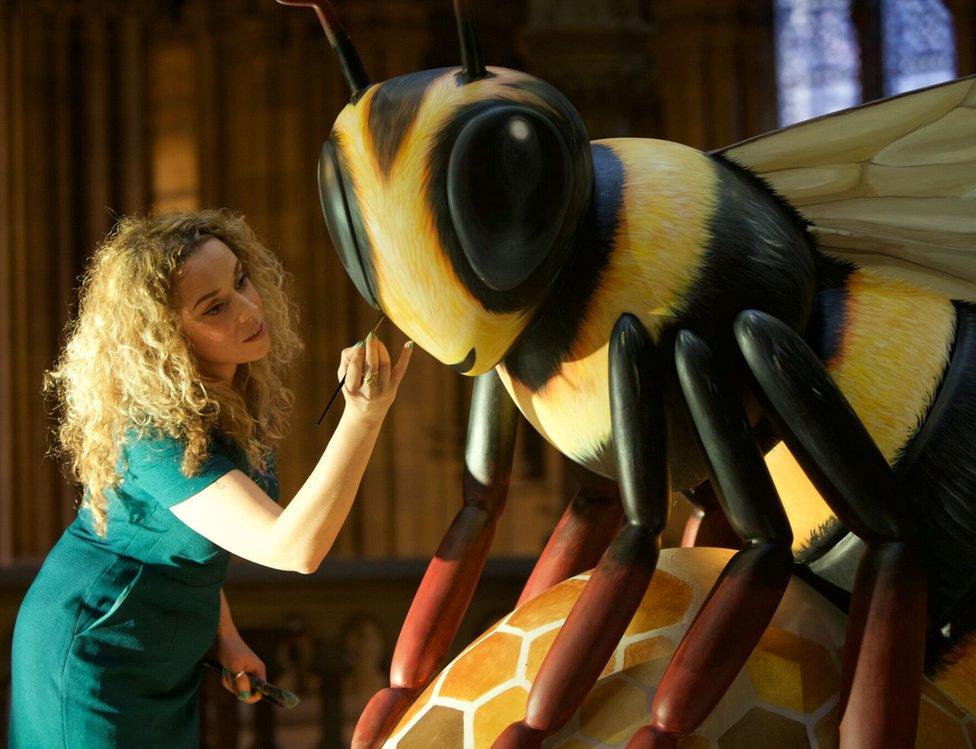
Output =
[{"x1": 384, "y1": 548, "x2": 974, "y2": 749}]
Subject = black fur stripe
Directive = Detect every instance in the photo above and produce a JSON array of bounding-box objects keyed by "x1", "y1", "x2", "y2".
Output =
[
  {"x1": 895, "y1": 302, "x2": 976, "y2": 671},
  {"x1": 367, "y1": 69, "x2": 445, "y2": 177},
  {"x1": 502, "y1": 143, "x2": 623, "y2": 391},
  {"x1": 671, "y1": 155, "x2": 817, "y2": 372}
]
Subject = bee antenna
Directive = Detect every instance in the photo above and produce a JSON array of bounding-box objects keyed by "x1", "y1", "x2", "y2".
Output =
[
  {"x1": 453, "y1": 0, "x2": 486, "y2": 81},
  {"x1": 277, "y1": 0, "x2": 370, "y2": 100}
]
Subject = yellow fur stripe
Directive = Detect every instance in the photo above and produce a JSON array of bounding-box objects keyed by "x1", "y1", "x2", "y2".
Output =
[
  {"x1": 769, "y1": 273, "x2": 955, "y2": 549},
  {"x1": 764, "y1": 442, "x2": 836, "y2": 552},
  {"x1": 499, "y1": 139, "x2": 717, "y2": 475},
  {"x1": 827, "y1": 269, "x2": 955, "y2": 463}
]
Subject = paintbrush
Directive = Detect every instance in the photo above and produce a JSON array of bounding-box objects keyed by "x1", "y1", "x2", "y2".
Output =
[
  {"x1": 316, "y1": 313, "x2": 386, "y2": 426},
  {"x1": 202, "y1": 659, "x2": 300, "y2": 709}
]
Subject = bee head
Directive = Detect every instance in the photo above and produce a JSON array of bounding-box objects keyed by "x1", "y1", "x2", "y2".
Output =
[{"x1": 280, "y1": 0, "x2": 593, "y2": 375}]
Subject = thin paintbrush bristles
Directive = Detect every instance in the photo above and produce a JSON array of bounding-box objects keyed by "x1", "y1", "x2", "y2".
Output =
[{"x1": 315, "y1": 313, "x2": 386, "y2": 426}]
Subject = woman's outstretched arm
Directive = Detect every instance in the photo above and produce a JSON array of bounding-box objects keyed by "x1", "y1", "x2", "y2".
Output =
[{"x1": 171, "y1": 335, "x2": 412, "y2": 573}]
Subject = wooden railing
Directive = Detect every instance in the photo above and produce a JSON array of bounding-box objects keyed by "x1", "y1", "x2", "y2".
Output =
[{"x1": 1, "y1": 557, "x2": 532, "y2": 749}]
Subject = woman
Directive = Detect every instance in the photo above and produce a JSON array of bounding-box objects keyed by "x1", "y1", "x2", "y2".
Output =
[{"x1": 8, "y1": 210, "x2": 412, "y2": 747}]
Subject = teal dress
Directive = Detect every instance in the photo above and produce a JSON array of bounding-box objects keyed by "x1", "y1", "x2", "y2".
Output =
[{"x1": 8, "y1": 432, "x2": 278, "y2": 748}]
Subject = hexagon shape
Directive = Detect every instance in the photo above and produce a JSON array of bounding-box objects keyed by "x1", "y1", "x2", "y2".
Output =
[
  {"x1": 813, "y1": 703, "x2": 840, "y2": 749},
  {"x1": 579, "y1": 678, "x2": 649, "y2": 745},
  {"x1": 525, "y1": 627, "x2": 559, "y2": 682},
  {"x1": 625, "y1": 570, "x2": 694, "y2": 636},
  {"x1": 508, "y1": 578, "x2": 587, "y2": 631},
  {"x1": 623, "y1": 636, "x2": 675, "y2": 674},
  {"x1": 917, "y1": 695, "x2": 968, "y2": 749},
  {"x1": 718, "y1": 707, "x2": 809, "y2": 748},
  {"x1": 745, "y1": 628, "x2": 838, "y2": 713},
  {"x1": 439, "y1": 631, "x2": 524, "y2": 702},
  {"x1": 392, "y1": 679, "x2": 438, "y2": 737},
  {"x1": 396, "y1": 705, "x2": 464, "y2": 749},
  {"x1": 473, "y1": 686, "x2": 528, "y2": 746},
  {"x1": 524, "y1": 625, "x2": 613, "y2": 683}
]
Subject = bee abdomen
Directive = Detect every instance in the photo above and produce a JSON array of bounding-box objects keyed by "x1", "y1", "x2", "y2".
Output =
[{"x1": 896, "y1": 301, "x2": 976, "y2": 666}]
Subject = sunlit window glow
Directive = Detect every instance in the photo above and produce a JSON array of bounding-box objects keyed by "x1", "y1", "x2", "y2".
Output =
[
  {"x1": 774, "y1": 0, "x2": 862, "y2": 126},
  {"x1": 882, "y1": 0, "x2": 956, "y2": 96}
]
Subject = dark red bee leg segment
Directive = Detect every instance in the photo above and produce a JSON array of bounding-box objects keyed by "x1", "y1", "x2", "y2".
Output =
[
  {"x1": 680, "y1": 481, "x2": 742, "y2": 549},
  {"x1": 508, "y1": 527, "x2": 658, "y2": 749},
  {"x1": 517, "y1": 468, "x2": 622, "y2": 607},
  {"x1": 494, "y1": 314, "x2": 668, "y2": 749},
  {"x1": 628, "y1": 330, "x2": 795, "y2": 748},
  {"x1": 353, "y1": 371, "x2": 519, "y2": 749},
  {"x1": 734, "y1": 310, "x2": 927, "y2": 749},
  {"x1": 840, "y1": 542, "x2": 926, "y2": 748}
]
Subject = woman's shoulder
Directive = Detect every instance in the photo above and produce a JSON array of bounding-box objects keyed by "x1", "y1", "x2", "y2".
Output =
[
  {"x1": 122, "y1": 428, "x2": 183, "y2": 458},
  {"x1": 121, "y1": 428, "x2": 232, "y2": 467},
  {"x1": 120, "y1": 428, "x2": 239, "y2": 508},
  {"x1": 120, "y1": 428, "x2": 279, "y2": 502}
]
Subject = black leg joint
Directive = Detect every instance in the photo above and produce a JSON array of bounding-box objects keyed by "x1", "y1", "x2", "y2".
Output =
[
  {"x1": 463, "y1": 370, "x2": 520, "y2": 515},
  {"x1": 609, "y1": 313, "x2": 669, "y2": 534},
  {"x1": 734, "y1": 309, "x2": 909, "y2": 543},
  {"x1": 675, "y1": 329, "x2": 792, "y2": 546}
]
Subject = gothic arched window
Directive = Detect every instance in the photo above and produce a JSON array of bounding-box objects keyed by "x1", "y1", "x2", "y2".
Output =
[
  {"x1": 774, "y1": 0, "x2": 862, "y2": 126},
  {"x1": 774, "y1": 0, "x2": 957, "y2": 126},
  {"x1": 882, "y1": 0, "x2": 957, "y2": 95}
]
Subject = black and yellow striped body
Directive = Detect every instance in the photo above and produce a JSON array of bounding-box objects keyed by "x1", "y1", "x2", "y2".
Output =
[
  {"x1": 323, "y1": 63, "x2": 976, "y2": 645},
  {"x1": 761, "y1": 269, "x2": 958, "y2": 558},
  {"x1": 495, "y1": 138, "x2": 818, "y2": 490},
  {"x1": 805, "y1": 266, "x2": 976, "y2": 638},
  {"x1": 491, "y1": 138, "x2": 974, "y2": 635},
  {"x1": 807, "y1": 268, "x2": 955, "y2": 470}
]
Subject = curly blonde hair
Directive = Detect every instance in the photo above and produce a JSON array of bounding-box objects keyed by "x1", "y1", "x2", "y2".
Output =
[{"x1": 46, "y1": 209, "x2": 303, "y2": 535}]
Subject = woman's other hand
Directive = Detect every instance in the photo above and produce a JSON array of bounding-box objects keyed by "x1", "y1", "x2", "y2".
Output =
[
  {"x1": 337, "y1": 335, "x2": 412, "y2": 426},
  {"x1": 216, "y1": 628, "x2": 267, "y2": 704}
]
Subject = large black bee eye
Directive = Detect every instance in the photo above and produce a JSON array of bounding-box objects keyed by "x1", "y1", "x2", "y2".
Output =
[
  {"x1": 318, "y1": 139, "x2": 380, "y2": 309},
  {"x1": 448, "y1": 105, "x2": 574, "y2": 292}
]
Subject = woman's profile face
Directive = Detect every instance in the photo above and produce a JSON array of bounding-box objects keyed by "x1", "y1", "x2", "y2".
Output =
[{"x1": 175, "y1": 237, "x2": 270, "y2": 382}]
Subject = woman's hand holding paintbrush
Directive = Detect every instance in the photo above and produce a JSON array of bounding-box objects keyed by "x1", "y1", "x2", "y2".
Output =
[
  {"x1": 317, "y1": 314, "x2": 413, "y2": 426},
  {"x1": 203, "y1": 659, "x2": 300, "y2": 709}
]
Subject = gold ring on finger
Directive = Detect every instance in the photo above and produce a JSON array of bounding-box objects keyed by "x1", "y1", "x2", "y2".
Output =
[
  {"x1": 363, "y1": 371, "x2": 380, "y2": 388},
  {"x1": 234, "y1": 669, "x2": 247, "y2": 680}
]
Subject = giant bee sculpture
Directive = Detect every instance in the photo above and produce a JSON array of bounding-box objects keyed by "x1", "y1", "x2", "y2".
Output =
[{"x1": 279, "y1": 1, "x2": 976, "y2": 746}]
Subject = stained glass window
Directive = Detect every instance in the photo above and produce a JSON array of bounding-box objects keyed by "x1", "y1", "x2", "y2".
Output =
[
  {"x1": 883, "y1": 0, "x2": 956, "y2": 96},
  {"x1": 774, "y1": 0, "x2": 862, "y2": 126}
]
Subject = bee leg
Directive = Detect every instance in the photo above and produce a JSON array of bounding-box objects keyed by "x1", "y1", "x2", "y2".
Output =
[
  {"x1": 353, "y1": 371, "x2": 519, "y2": 749},
  {"x1": 734, "y1": 309, "x2": 926, "y2": 749},
  {"x1": 628, "y1": 330, "x2": 795, "y2": 748},
  {"x1": 516, "y1": 466, "x2": 623, "y2": 607},
  {"x1": 680, "y1": 481, "x2": 742, "y2": 549},
  {"x1": 494, "y1": 313, "x2": 668, "y2": 749}
]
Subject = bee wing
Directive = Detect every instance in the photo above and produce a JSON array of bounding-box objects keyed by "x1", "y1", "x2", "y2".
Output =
[{"x1": 719, "y1": 74, "x2": 976, "y2": 301}]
